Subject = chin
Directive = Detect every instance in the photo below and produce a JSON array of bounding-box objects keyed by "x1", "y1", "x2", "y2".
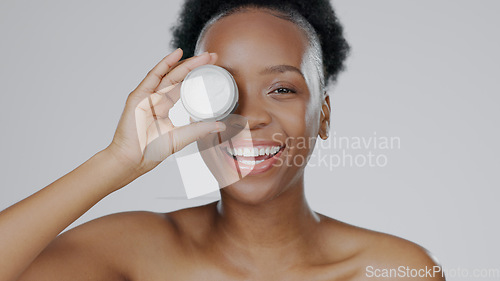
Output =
[{"x1": 220, "y1": 177, "x2": 284, "y2": 205}]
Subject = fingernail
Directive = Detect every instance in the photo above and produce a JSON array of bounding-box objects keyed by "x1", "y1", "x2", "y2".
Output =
[
  {"x1": 197, "y1": 51, "x2": 209, "y2": 57},
  {"x1": 210, "y1": 122, "x2": 226, "y2": 134}
]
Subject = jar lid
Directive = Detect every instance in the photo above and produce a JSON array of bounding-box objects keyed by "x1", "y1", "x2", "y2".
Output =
[{"x1": 180, "y1": 65, "x2": 238, "y2": 121}]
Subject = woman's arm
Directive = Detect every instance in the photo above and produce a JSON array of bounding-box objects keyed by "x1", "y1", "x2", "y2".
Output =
[
  {"x1": 0, "y1": 49, "x2": 223, "y2": 281},
  {"x1": 0, "y1": 149, "x2": 139, "y2": 281}
]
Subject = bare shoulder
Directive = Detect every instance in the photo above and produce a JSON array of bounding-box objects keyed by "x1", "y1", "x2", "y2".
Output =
[
  {"x1": 316, "y1": 214, "x2": 446, "y2": 280},
  {"x1": 360, "y1": 231, "x2": 445, "y2": 280},
  {"x1": 19, "y1": 211, "x2": 182, "y2": 281}
]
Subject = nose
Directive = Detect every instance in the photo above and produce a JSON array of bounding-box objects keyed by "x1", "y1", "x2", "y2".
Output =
[{"x1": 230, "y1": 85, "x2": 272, "y2": 130}]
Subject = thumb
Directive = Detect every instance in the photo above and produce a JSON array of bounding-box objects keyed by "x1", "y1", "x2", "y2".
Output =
[{"x1": 171, "y1": 121, "x2": 226, "y2": 153}]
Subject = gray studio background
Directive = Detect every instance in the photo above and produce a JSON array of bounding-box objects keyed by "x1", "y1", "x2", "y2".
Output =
[{"x1": 1, "y1": 0, "x2": 499, "y2": 280}]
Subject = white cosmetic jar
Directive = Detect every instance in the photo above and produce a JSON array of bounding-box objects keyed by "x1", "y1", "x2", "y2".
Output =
[{"x1": 180, "y1": 65, "x2": 239, "y2": 121}]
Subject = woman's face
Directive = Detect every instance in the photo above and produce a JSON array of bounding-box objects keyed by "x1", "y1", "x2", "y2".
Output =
[{"x1": 197, "y1": 9, "x2": 329, "y2": 204}]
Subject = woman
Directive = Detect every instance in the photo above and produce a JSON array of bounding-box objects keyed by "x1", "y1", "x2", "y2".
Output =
[{"x1": 0, "y1": 0, "x2": 445, "y2": 280}]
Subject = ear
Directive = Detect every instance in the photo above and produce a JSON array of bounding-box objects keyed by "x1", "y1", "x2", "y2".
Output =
[{"x1": 318, "y1": 93, "x2": 331, "y2": 140}]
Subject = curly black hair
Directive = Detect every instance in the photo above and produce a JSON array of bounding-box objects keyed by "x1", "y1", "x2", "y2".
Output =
[{"x1": 170, "y1": 0, "x2": 350, "y2": 86}]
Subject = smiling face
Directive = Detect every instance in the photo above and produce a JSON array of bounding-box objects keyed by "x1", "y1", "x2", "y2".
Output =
[{"x1": 196, "y1": 8, "x2": 330, "y2": 204}]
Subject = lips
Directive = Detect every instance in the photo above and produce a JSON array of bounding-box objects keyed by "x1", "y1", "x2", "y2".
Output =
[{"x1": 219, "y1": 139, "x2": 285, "y2": 176}]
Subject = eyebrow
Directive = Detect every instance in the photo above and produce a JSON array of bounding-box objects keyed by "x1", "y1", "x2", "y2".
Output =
[{"x1": 224, "y1": 64, "x2": 305, "y2": 79}]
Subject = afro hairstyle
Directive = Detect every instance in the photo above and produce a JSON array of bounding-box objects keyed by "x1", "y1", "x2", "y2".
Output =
[{"x1": 170, "y1": 0, "x2": 350, "y2": 86}]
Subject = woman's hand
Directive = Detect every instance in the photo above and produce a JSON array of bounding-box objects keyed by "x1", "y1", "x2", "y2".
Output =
[
  {"x1": 0, "y1": 49, "x2": 228, "y2": 281},
  {"x1": 106, "y1": 49, "x2": 226, "y2": 177}
]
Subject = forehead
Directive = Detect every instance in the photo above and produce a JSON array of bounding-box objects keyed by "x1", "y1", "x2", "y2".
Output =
[{"x1": 200, "y1": 9, "x2": 308, "y2": 70}]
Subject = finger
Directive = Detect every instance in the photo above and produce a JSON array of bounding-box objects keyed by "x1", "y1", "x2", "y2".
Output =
[
  {"x1": 149, "y1": 87, "x2": 180, "y2": 119},
  {"x1": 137, "y1": 48, "x2": 183, "y2": 92},
  {"x1": 145, "y1": 118, "x2": 173, "y2": 147},
  {"x1": 170, "y1": 121, "x2": 226, "y2": 154},
  {"x1": 208, "y1": 52, "x2": 218, "y2": 65},
  {"x1": 136, "y1": 83, "x2": 181, "y2": 119},
  {"x1": 151, "y1": 83, "x2": 181, "y2": 117},
  {"x1": 158, "y1": 52, "x2": 213, "y2": 89},
  {"x1": 155, "y1": 81, "x2": 181, "y2": 108},
  {"x1": 134, "y1": 107, "x2": 174, "y2": 156},
  {"x1": 155, "y1": 52, "x2": 218, "y2": 97},
  {"x1": 161, "y1": 54, "x2": 200, "y2": 73}
]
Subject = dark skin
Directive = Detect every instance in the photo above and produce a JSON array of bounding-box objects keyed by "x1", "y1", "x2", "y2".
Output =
[{"x1": 15, "y1": 8, "x2": 445, "y2": 281}]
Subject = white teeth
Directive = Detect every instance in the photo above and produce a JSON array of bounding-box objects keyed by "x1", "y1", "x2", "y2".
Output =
[
  {"x1": 265, "y1": 147, "x2": 270, "y2": 155},
  {"x1": 239, "y1": 159, "x2": 255, "y2": 165},
  {"x1": 237, "y1": 159, "x2": 266, "y2": 165},
  {"x1": 243, "y1": 147, "x2": 251, "y2": 157},
  {"x1": 226, "y1": 146, "x2": 282, "y2": 157}
]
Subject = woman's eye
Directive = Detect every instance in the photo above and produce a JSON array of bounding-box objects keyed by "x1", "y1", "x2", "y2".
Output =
[{"x1": 272, "y1": 88, "x2": 296, "y2": 94}]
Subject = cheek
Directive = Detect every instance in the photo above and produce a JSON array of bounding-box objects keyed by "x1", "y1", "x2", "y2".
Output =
[
  {"x1": 272, "y1": 98, "x2": 318, "y2": 141},
  {"x1": 271, "y1": 99, "x2": 319, "y2": 171}
]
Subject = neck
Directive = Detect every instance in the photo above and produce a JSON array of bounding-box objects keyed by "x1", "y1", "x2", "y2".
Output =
[{"x1": 213, "y1": 177, "x2": 320, "y2": 255}]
